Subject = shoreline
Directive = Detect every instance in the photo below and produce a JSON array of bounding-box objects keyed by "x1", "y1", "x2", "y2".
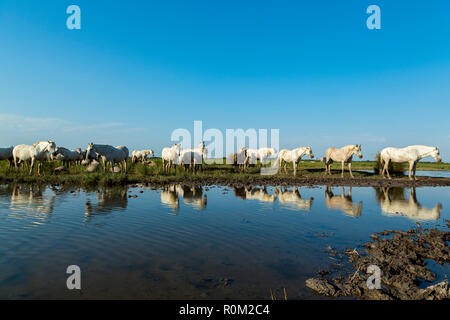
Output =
[{"x1": 1, "y1": 174, "x2": 450, "y2": 188}]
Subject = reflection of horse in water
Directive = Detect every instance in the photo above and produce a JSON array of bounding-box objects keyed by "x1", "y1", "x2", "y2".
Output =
[
  {"x1": 85, "y1": 186, "x2": 128, "y2": 216},
  {"x1": 160, "y1": 184, "x2": 207, "y2": 212},
  {"x1": 274, "y1": 186, "x2": 314, "y2": 211},
  {"x1": 233, "y1": 186, "x2": 276, "y2": 203},
  {"x1": 161, "y1": 185, "x2": 180, "y2": 211},
  {"x1": 325, "y1": 186, "x2": 362, "y2": 217},
  {"x1": 175, "y1": 185, "x2": 207, "y2": 210},
  {"x1": 375, "y1": 187, "x2": 442, "y2": 221},
  {"x1": 8, "y1": 184, "x2": 56, "y2": 217}
]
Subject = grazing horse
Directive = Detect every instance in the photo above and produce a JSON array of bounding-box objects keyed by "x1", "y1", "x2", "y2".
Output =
[
  {"x1": 51, "y1": 147, "x2": 83, "y2": 167},
  {"x1": 379, "y1": 145, "x2": 441, "y2": 180},
  {"x1": 13, "y1": 141, "x2": 57, "y2": 175},
  {"x1": 162, "y1": 144, "x2": 181, "y2": 172},
  {"x1": 245, "y1": 148, "x2": 277, "y2": 167},
  {"x1": 323, "y1": 145, "x2": 363, "y2": 178},
  {"x1": 277, "y1": 147, "x2": 314, "y2": 176},
  {"x1": 85, "y1": 143, "x2": 128, "y2": 173},
  {"x1": 131, "y1": 149, "x2": 154, "y2": 163},
  {"x1": 0, "y1": 147, "x2": 14, "y2": 167}
]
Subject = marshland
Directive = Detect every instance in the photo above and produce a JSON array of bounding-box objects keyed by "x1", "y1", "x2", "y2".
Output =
[{"x1": 1, "y1": 158, "x2": 450, "y2": 187}]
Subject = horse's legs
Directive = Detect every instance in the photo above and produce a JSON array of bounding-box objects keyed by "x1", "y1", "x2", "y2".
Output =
[
  {"x1": 341, "y1": 161, "x2": 345, "y2": 177},
  {"x1": 348, "y1": 162, "x2": 354, "y2": 178},
  {"x1": 294, "y1": 161, "x2": 298, "y2": 176},
  {"x1": 408, "y1": 161, "x2": 414, "y2": 180},
  {"x1": 413, "y1": 161, "x2": 417, "y2": 180},
  {"x1": 29, "y1": 158, "x2": 35, "y2": 175},
  {"x1": 384, "y1": 159, "x2": 391, "y2": 179}
]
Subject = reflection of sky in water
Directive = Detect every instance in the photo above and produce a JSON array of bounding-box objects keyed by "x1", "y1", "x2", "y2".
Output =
[
  {"x1": 357, "y1": 169, "x2": 450, "y2": 178},
  {"x1": 0, "y1": 184, "x2": 448, "y2": 299}
]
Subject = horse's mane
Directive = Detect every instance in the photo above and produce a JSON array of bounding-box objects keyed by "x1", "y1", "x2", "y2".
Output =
[{"x1": 32, "y1": 141, "x2": 51, "y2": 147}]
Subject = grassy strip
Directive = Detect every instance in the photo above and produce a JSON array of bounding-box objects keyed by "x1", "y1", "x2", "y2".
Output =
[{"x1": 0, "y1": 159, "x2": 449, "y2": 187}]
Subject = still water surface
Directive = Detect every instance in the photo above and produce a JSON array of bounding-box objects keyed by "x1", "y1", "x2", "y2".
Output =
[{"x1": 0, "y1": 183, "x2": 448, "y2": 299}]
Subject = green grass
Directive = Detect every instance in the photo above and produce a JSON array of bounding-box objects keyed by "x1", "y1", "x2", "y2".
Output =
[{"x1": 1, "y1": 158, "x2": 449, "y2": 187}]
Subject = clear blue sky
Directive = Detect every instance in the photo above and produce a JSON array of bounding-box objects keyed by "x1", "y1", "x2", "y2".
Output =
[{"x1": 1, "y1": 0, "x2": 449, "y2": 160}]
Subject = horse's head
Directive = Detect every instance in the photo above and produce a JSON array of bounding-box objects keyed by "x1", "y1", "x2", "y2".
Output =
[
  {"x1": 173, "y1": 144, "x2": 181, "y2": 156},
  {"x1": 86, "y1": 143, "x2": 95, "y2": 161},
  {"x1": 354, "y1": 145, "x2": 363, "y2": 159},
  {"x1": 306, "y1": 147, "x2": 315, "y2": 159},
  {"x1": 432, "y1": 147, "x2": 442, "y2": 163},
  {"x1": 268, "y1": 148, "x2": 276, "y2": 155},
  {"x1": 50, "y1": 147, "x2": 61, "y2": 160},
  {"x1": 45, "y1": 141, "x2": 57, "y2": 154}
]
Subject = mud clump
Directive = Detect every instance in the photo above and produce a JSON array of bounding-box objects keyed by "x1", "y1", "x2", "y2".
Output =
[{"x1": 306, "y1": 221, "x2": 450, "y2": 300}]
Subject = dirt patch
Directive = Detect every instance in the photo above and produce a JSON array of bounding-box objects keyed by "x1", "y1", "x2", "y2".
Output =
[
  {"x1": 133, "y1": 176, "x2": 450, "y2": 189},
  {"x1": 306, "y1": 221, "x2": 450, "y2": 300}
]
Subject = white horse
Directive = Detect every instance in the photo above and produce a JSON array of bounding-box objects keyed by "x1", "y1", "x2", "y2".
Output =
[
  {"x1": 233, "y1": 147, "x2": 248, "y2": 169},
  {"x1": 162, "y1": 144, "x2": 181, "y2": 172},
  {"x1": 322, "y1": 145, "x2": 363, "y2": 178},
  {"x1": 85, "y1": 143, "x2": 128, "y2": 173},
  {"x1": 245, "y1": 148, "x2": 277, "y2": 167},
  {"x1": 179, "y1": 142, "x2": 207, "y2": 171},
  {"x1": 51, "y1": 147, "x2": 83, "y2": 167},
  {"x1": 131, "y1": 149, "x2": 154, "y2": 163},
  {"x1": 379, "y1": 145, "x2": 441, "y2": 180},
  {"x1": 277, "y1": 147, "x2": 314, "y2": 176},
  {"x1": 0, "y1": 147, "x2": 14, "y2": 167},
  {"x1": 13, "y1": 141, "x2": 57, "y2": 175}
]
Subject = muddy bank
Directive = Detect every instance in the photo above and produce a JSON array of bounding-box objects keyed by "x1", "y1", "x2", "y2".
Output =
[
  {"x1": 306, "y1": 221, "x2": 450, "y2": 300},
  {"x1": 1, "y1": 173, "x2": 450, "y2": 188},
  {"x1": 129, "y1": 176, "x2": 450, "y2": 188}
]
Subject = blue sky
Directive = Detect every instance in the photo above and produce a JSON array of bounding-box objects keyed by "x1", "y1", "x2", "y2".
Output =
[{"x1": 0, "y1": 0, "x2": 449, "y2": 160}]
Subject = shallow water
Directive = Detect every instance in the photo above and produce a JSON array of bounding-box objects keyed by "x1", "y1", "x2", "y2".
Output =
[
  {"x1": 0, "y1": 183, "x2": 448, "y2": 299},
  {"x1": 356, "y1": 169, "x2": 450, "y2": 178}
]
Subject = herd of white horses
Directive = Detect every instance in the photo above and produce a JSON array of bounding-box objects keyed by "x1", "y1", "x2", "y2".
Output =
[{"x1": 0, "y1": 140, "x2": 442, "y2": 180}]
